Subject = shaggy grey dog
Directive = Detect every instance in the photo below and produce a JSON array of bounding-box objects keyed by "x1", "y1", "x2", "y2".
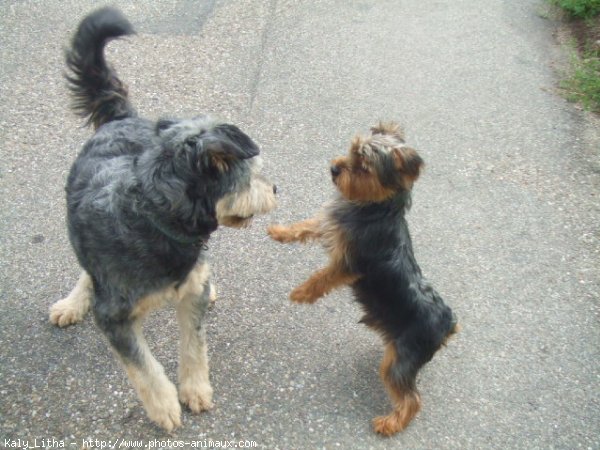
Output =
[{"x1": 49, "y1": 7, "x2": 277, "y2": 431}]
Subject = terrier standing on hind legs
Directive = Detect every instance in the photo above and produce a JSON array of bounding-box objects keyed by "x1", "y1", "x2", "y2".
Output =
[
  {"x1": 49, "y1": 7, "x2": 276, "y2": 431},
  {"x1": 268, "y1": 122, "x2": 458, "y2": 436}
]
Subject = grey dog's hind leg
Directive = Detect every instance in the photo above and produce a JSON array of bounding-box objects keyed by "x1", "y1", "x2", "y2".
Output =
[{"x1": 94, "y1": 294, "x2": 182, "y2": 431}]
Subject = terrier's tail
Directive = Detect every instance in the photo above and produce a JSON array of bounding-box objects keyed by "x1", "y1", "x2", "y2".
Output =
[{"x1": 65, "y1": 7, "x2": 136, "y2": 129}]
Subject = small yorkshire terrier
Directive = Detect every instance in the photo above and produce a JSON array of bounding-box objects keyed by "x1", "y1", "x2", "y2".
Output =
[{"x1": 268, "y1": 122, "x2": 458, "y2": 436}]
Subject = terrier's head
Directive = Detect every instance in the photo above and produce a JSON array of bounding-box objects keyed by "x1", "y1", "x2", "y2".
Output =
[{"x1": 330, "y1": 122, "x2": 423, "y2": 203}]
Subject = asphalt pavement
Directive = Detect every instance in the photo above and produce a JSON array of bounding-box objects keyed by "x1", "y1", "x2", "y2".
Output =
[{"x1": 1, "y1": 0, "x2": 598, "y2": 449}]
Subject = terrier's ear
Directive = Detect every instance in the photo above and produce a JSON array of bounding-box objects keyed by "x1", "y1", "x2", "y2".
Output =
[
  {"x1": 392, "y1": 146, "x2": 424, "y2": 188},
  {"x1": 350, "y1": 135, "x2": 367, "y2": 155},
  {"x1": 370, "y1": 121, "x2": 405, "y2": 141}
]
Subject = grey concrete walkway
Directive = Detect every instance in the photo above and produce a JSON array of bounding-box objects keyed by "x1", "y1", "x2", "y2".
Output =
[{"x1": 1, "y1": 1, "x2": 598, "y2": 448}]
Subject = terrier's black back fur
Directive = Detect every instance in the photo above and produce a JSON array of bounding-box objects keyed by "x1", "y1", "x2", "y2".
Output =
[{"x1": 331, "y1": 192, "x2": 456, "y2": 386}]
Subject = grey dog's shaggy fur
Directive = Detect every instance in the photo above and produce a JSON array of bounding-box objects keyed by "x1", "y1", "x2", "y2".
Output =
[{"x1": 49, "y1": 7, "x2": 276, "y2": 431}]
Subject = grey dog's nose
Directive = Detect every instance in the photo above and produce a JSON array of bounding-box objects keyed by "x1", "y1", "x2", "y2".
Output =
[
  {"x1": 330, "y1": 165, "x2": 341, "y2": 178},
  {"x1": 273, "y1": 185, "x2": 277, "y2": 195}
]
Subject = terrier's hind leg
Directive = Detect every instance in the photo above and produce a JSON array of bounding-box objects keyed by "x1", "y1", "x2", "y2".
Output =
[
  {"x1": 49, "y1": 271, "x2": 92, "y2": 327},
  {"x1": 176, "y1": 264, "x2": 214, "y2": 413},
  {"x1": 373, "y1": 342, "x2": 422, "y2": 436}
]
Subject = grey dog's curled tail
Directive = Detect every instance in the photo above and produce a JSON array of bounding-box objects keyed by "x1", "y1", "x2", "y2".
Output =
[{"x1": 65, "y1": 7, "x2": 136, "y2": 129}]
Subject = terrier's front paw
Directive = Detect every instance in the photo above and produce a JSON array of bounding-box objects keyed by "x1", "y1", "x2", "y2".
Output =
[
  {"x1": 290, "y1": 284, "x2": 319, "y2": 304},
  {"x1": 267, "y1": 225, "x2": 293, "y2": 243}
]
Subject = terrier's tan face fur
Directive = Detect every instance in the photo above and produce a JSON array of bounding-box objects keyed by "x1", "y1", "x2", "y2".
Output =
[{"x1": 330, "y1": 122, "x2": 424, "y2": 203}]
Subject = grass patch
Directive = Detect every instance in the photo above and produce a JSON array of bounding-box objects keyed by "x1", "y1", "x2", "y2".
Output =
[
  {"x1": 552, "y1": 0, "x2": 600, "y2": 19},
  {"x1": 562, "y1": 52, "x2": 600, "y2": 112},
  {"x1": 550, "y1": 0, "x2": 600, "y2": 112}
]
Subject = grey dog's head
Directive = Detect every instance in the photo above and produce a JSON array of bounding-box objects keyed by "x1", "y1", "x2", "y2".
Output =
[{"x1": 146, "y1": 116, "x2": 277, "y2": 234}]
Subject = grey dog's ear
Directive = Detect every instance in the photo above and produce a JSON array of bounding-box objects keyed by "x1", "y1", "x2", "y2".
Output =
[
  {"x1": 201, "y1": 124, "x2": 260, "y2": 172},
  {"x1": 212, "y1": 124, "x2": 260, "y2": 160},
  {"x1": 155, "y1": 118, "x2": 178, "y2": 134}
]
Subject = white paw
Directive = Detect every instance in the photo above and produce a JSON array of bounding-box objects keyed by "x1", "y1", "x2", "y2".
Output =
[
  {"x1": 144, "y1": 382, "x2": 182, "y2": 432},
  {"x1": 208, "y1": 283, "x2": 217, "y2": 303},
  {"x1": 49, "y1": 298, "x2": 86, "y2": 327},
  {"x1": 179, "y1": 380, "x2": 214, "y2": 413}
]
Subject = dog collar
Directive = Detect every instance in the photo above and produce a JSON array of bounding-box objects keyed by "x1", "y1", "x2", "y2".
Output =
[{"x1": 147, "y1": 216, "x2": 209, "y2": 249}]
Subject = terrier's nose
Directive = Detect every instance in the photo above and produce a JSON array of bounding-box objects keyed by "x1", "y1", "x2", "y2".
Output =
[
  {"x1": 330, "y1": 165, "x2": 341, "y2": 178},
  {"x1": 272, "y1": 185, "x2": 277, "y2": 195}
]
